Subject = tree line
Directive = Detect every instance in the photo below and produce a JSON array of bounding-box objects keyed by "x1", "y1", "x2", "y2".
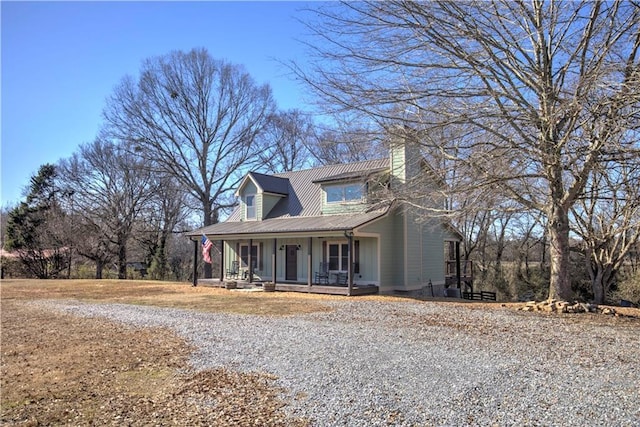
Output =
[
  {"x1": 3, "y1": 1, "x2": 639, "y2": 305},
  {"x1": 2, "y1": 48, "x2": 381, "y2": 282},
  {"x1": 295, "y1": 0, "x2": 640, "y2": 304}
]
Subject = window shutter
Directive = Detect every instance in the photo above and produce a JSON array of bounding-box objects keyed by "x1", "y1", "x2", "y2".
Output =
[
  {"x1": 322, "y1": 240, "x2": 327, "y2": 264},
  {"x1": 259, "y1": 242, "x2": 264, "y2": 270},
  {"x1": 354, "y1": 240, "x2": 360, "y2": 274}
]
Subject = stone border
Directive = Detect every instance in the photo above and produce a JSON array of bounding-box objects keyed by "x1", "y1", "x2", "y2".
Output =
[{"x1": 518, "y1": 299, "x2": 618, "y2": 316}]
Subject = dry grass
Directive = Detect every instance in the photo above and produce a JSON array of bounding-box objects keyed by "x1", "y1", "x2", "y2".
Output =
[
  {"x1": 2, "y1": 279, "x2": 638, "y2": 426},
  {"x1": 0, "y1": 279, "x2": 336, "y2": 316},
  {"x1": 1, "y1": 279, "x2": 312, "y2": 426}
]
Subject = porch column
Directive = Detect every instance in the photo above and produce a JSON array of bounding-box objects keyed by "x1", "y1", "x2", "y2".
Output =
[
  {"x1": 192, "y1": 239, "x2": 198, "y2": 287},
  {"x1": 249, "y1": 238, "x2": 253, "y2": 283},
  {"x1": 220, "y1": 240, "x2": 225, "y2": 280},
  {"x1": 272, "y1": 238, "x2": 277, "y2": 284},
  {"x1": 456, "y1": 240, "x2": 461, "y2": 290},
  {"x1": 347, "y1": 232, "x2": 354, "y2": 296},
  {"x1": 307, "y1": 237, "x2": 312, "y2": 287}
]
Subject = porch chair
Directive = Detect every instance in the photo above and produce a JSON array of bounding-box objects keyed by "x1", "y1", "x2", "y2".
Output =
[
  {"x1": 314, "y1": 262, "x2": 329, "y2": 285},
  {"x1": 336, "y1": 272, "x2": 349, "y2": 286},
  {"x1": 226, "y1": 261, "x2": 239, "y2": 279}
]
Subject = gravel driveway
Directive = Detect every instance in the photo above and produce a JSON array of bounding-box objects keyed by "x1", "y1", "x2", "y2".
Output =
[{"x1": 42, "y1": 299, "x2": 639, "y2": 426}]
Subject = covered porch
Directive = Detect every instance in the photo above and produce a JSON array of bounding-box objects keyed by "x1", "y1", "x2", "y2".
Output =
[
  {"x1": 196, "y1": 278, "x2": 379, "y2": 296},
  {"x1": 189, "y1": 212, "x2": 467, "y2": 297},
  {"x1": 192, "y1": 229, "x2": 381, "y2": 297}
]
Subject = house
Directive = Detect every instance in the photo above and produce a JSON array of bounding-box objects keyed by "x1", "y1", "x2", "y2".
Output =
[{"x1": 188, "y1": 134, "x2": 467, "y2": 296}]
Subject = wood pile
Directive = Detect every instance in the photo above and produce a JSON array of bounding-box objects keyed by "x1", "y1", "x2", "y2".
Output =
[{"x1": 518, "y1": 299, "x2": 619, "y2": 316}]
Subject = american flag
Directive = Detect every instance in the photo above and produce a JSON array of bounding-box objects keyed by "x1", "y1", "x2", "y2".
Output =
[{"x1": 201, "y1": 235, "x2": 213, "y2": 264}]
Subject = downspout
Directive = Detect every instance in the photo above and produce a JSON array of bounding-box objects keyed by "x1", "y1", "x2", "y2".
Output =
[
  {"x1": 192, "y1": 238, "x2": 198, "y2": 287},
  {"x1": 307, "y1": 237, "x2": 313, "y2": 288}
]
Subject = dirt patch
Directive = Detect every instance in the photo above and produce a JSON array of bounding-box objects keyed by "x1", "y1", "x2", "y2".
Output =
[{"x1": 1, "y1": 299, "x2": 308, "y2": 426}]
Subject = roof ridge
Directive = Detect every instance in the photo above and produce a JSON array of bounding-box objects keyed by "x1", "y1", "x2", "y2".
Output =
[
  {"x1": 249, "y1": 170, "x2": 287, "y2": 179},
  {"x1": 274, "y1": 157, "x2": 388, "y2": 177}
]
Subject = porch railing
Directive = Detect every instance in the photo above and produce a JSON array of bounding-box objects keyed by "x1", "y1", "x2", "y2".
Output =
[{"x1": 445, "y1": 260, "x2": 473, "y2": 279}]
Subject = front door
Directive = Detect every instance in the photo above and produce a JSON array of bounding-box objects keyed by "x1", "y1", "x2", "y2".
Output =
[{"x1": 285, "y1": 245, "x2": 298, "y2": 281}]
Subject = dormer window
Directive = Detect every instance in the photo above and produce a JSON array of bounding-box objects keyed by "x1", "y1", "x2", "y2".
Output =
[
  {"x1": 245, "y1": 194, "x2": 256, "y2": 219},
  {"x1": 326, "y1": 183, "x2": 364, "y2": 203}
]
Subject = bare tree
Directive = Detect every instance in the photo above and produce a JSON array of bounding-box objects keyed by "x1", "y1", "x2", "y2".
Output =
[
  {"x1": 258, "y1": 109, "x2": 314, "y2": 173},
  {"x1": 308, "y1": 124, "x2": 387, "y2": 165},
  {"x1": 73, "y1": 219, "x2": 114, "y2": 279},
  {"x1": 512, "y1": 212, "x2": 548, "y2": 296},
  {"x1": 571, "y1": 160, "x2": 640, "y2": 303},
  {"x1": 299, "y1": 1, "x2": 640, "y2": 300},
  {"x1": 103, "y1": 48, "x2": 275, "y2": 278},
  {"x1": 103, "y1": 48, "x2": 275, "y2": 228},
  {"x1": 59, "y1": 138, "x2": 155, "y2": 279},
  {"x1": 135, "y1": 174, "x2": 188, "y2": 280}
]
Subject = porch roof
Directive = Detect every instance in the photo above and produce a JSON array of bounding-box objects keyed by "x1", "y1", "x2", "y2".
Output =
[{"x1": 189, "y1": 207, "x2": 390, "y2": 240}]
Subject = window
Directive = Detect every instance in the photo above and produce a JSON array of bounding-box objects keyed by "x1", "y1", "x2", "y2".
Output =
[
  {"x1": 327, "y1": 242, "x2": 349, "y2": 271},
  {"x1": 245, "y1": 194, "x2": 255, "y2": 219},
  {"x1": 326, "y1": 183, "x2": 363, "y2": 203},
  {"x1": 240, "y1": 244, "x2": 259, "y2": 269}
]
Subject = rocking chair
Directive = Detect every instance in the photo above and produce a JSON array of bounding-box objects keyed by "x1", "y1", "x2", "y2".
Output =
[
  {"x1": 314, "y1": 262, "x2": 330, "y2": 285},
  {"x1": 226, "y1": 261, "x2": 239, "y2": 279}
]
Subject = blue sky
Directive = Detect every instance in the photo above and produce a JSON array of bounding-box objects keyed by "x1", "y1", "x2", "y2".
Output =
[{"x1": 1, "y1": 1, "x2": 315, "y2": 207}]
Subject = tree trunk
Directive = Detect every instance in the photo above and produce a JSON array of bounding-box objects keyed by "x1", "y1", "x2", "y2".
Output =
[
  {"x1": 155, "y1": 236, "x2": 168, "y2": 280},
  {"x1": 592, "y1": 268, "x2": 605, "y2": 305},
  {"x1": 590, "y1": 263, "x2": 615, "y2": 305},
  {"x1": 547, "y1": 205, "x2": 572, "y2": 300},
  {"x1": 95, "y1": 259, "x2": 104, "y2": 279},
  {"x1": 118, "y1": 240, "x2": 127, "y2": 279}
]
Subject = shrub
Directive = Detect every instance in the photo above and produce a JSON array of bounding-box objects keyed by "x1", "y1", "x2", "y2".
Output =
[{"x1": 610, "y1": 270, "x2": 640, "y2": 306}]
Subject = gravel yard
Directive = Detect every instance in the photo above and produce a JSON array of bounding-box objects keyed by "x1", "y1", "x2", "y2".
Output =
[{"x1": 36, "y1": 299, "x2": 640, "y2": 426}]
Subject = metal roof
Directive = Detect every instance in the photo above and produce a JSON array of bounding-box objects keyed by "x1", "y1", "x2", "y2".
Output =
[
  {"x1": 247, "y1": 172, "x2": 290, "y2": 195},
  {"x1": 227, "y1": 158, "x2": 390, "y2": 221},
  {"x1": 189, "y1": 158, "x2": 393, "y2": 238},
  {"x1": 312, "y1": 166, "x2": 389, "y2": 184},
  {"x1": 189, "y1": 206, "x2": 390, "y2": 239}
]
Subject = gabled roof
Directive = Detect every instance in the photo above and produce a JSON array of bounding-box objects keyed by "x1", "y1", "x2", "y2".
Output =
[
  {"x1": 229, "y1": 158, "x2": 389, "y2": 221},
  {"x1": 188, "y1": 158, "x2": 392, "y2": 238},
  {"x1": 236, "y1": 171, "x2": 290, "y2": 196}
]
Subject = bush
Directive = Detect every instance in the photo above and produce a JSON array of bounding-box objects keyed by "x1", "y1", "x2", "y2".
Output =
[
  {"x1": 508, "y1": 262, "x2": 549, "y2": 301},
  {"x1": 610, "y1": 270, "x2": 640, "y2": 306},
  {"x1": 1, "y1": 256, "x2": 24, "y2": 278}
]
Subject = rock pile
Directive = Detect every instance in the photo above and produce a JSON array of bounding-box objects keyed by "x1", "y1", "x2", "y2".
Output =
[{"x1": 518, "y1": 299, "x2": 618, "y2": 316}]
